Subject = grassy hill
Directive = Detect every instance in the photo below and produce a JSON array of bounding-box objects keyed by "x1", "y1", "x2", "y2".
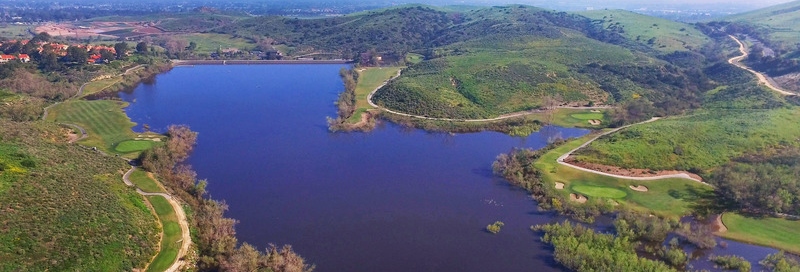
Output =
[
  {"x1": 724, "y1": 0, "x2": 800, "y2": 47},
  {"x1": 221, "y1": 5, "x2": 716, "y2": 119},
  {"x1": 579, "y1": 10, "x2": 711, "y2": 53},
  {"x1": 0, "y1": 120, "x2": 158, "y2": 271}
]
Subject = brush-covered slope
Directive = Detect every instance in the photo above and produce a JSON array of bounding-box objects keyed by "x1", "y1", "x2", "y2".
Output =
[{"x1": 0, "y1": 120, "x2": 158, "y2": 271}]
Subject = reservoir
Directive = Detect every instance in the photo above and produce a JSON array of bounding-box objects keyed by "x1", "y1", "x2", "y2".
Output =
[{"x1": 119, "y1": 64, "x2": 778, "y2": 271}]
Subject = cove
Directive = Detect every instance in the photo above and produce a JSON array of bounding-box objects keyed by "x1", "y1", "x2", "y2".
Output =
[{"x1": 120, "y1": 65, "x2": 778, "y2": 271}]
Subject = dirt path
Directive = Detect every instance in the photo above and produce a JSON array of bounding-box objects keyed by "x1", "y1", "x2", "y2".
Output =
[
  {"x1": 556, "y1": 117, "x2": 708, "y2": 184},
  {"x1": 728, "y1": 35, "x2": 796, "y2": 96},
  {"x1": 365, "y1": 69, "x2": 612, "y2": 122},
  {"x1": 124, "y1": 167, "x2": 192, "y2": 272}
]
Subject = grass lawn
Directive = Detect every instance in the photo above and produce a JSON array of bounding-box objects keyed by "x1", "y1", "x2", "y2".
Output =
[
  {"x1": 571, "y1": 185, "x2": 628, "y2": 199},
  {"x1": 129, "y1": 169, "x2": 165, "y2": 194},
  {"x1": 534, "y1": 135, "x2": 711, "y2": 217},
  {"x1": 574, "y1": 108, "x2": 800, "y2": 171},
  {"x1": 146, "y1": 195, "x2": 181, "y2": 272},
  {"x1": 176, "y1": 33, "x2": 255, "y2": 54},
  {"x1": 347, "y1": 66, "x2": 403, "y2": 123},
  {"x1": 569, "y1": 112, "x2": 604, "y2": 120},
  {"x1": 115, "y1": 140, "x2": 156, "y2": 153},
  {"x1": 81, "y1": 78, "x2": 122, "y2": 97},
  {"x1": 46, "y1": 100, "x2": 137, "y2": 153},
  {"x1": 720, "y1": 213, "x2": 800, "y2": 254}
]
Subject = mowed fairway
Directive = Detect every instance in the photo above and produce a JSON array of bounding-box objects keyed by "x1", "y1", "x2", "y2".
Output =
[
  {"x1": 534, "y1": 135, "x2": 711, "y2": 217},
  {"x1": 146, "y1": 195, "x2": 181, "y2": 272},
  {"x1": 129, "y1": 169, "x2": 165, "y2": 194},
  {"x1": 47, "y1": 100, "x2": 136, "y2": 152},
  {"x1": 348, "y1": 67, "x2": 403, "y2": 123},
  {"x1": 81, "y1": 78, "x2": 122, "y2": 97},
  {"x1": 115, "y1": 140, "x2": 156, "y2": 153},
  {"x1": 720, "y1": 213, "x2": 800, "y2": 254}
]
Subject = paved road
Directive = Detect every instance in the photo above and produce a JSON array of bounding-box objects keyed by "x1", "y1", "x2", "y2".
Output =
[
  {"x1": 366, "y1": 69, "x2": 612, "y2": 122},
  {"x1": 555, "y1": 117, "x2": 708, "y2": 184},
  {"x1": 123, "y1": 167, "x2": 192, "y2": 272},
  {"x1": 728, "y1": 35, "x2": 796, "y2": 96}
]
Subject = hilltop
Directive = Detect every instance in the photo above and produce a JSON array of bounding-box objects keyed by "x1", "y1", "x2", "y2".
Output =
[{"x1": 578, "y1": 9, "x2": 711, "y2": 53}]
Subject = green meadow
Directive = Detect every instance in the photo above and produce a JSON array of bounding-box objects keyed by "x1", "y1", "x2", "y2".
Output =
[
  {"x1": 348, "y1": 66, "x2": 403, "y2": 123},
  {"x1": 573, "y1": 108, "x2": 800, "y2": 171},
  {"x1": 145, "y1": 195, "x2": 182, "y2": 272},
  {"x1": 721, "y1": 213, "x2": 800, "y2": 254},
  {"x1": 46, "y1": 100, "x2": 138, "y2": 153},
  {"x1": 534, "y1": 135, "x2": 711, "y2": 217}
]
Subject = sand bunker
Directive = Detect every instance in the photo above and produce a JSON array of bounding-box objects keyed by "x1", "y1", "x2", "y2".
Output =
[
  {"x1": 555, "y1": 182, "x2": 565, "y2": 190},
  {"x1": 629, "y1": 185, "x2": 649, "y2": 192},
  {"x1": 588, "y1": 120, "x2": 602, "y2": 125},
  {"x1": 570, "y1": 193, "x2": 587, "y2": 203}
]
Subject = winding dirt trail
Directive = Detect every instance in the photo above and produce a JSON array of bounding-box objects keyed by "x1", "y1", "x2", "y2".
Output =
[
  {"x1": 124, "y1": 167, "x2": 192, "y2": 272},
  {"x1": 556, "y1": 117, "x2": 708, "y2": 184},
  {"x1": 366, "y1": 69, "x2": 611, "y2": 122},
  {"x1": 728, "y1": 35, "x2": 796, "y2": 96}
]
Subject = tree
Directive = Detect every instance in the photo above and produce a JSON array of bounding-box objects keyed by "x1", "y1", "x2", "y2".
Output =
[
  {"x1": 136, "y1": 41, "x2": 148, "y2": 54},
  {"x1": 99, "y1": 49, "x2": 115, "y2": 62},
  {"x1": 114, "y1": 42, "x2": 128, "y2": 59},
  {"x1": 65, "y1": 45, "x2": 88, "y2": 63}
]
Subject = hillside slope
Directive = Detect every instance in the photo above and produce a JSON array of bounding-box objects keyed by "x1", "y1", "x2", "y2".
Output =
[
  {"x1": 0, "y1": 120, "x2": 158, "y2": 271},
  {"x1": 579, "y1": 9, "x2": 711, "y2": 53},
  {"x1": 221, "y1": 5, "x2": 715, "y2": 119}
]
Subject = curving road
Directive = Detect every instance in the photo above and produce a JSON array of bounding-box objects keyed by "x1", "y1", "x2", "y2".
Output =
[
  {"x1": 123, "y1": 167, "x2": 192, "y2": 272},
  {"x1": 366, "y1": 69, "x2": 612, "y2": 122},
  {"x1": 728, "y1": 35, "x2": 796, "y2": 96},
  {"x1": 555, "y1": 117, "x2": 708, "y2": 184}
]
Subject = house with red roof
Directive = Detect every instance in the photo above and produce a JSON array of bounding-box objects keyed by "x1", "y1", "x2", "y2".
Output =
[
  {"x1": 17, "y1": 54, "x2": 30, "y2": 63},
  {"x1": 0, "y1": 55, "x2": 16, "y2": 63}
]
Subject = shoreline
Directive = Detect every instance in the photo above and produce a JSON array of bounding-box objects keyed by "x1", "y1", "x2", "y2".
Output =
[{"x1": 172, "y1": 59, "x2": 354, "y2": 66}]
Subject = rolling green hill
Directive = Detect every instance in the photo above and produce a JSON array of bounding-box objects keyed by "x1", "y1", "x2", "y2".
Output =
[
  {"x1": 221, "y1": 5, "x2": 716, "y2": 119},
  {"x1": 724, "y1": 0, "x2": 800, "y2": 47},
  {"x1": 579, "y1": 10, "x2": 711, "y2": 53}
]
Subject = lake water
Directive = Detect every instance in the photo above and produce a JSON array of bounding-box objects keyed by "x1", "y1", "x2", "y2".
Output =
[{"x1": 120, "y1": 65, "x2": 779, "y2": 271}]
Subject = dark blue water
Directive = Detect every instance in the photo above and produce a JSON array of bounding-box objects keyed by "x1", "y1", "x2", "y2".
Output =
[{"x1": 119, "y1": 65, "x2": 780, "y2": 271}]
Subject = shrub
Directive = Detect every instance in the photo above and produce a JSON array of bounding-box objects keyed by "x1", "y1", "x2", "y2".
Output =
[{"x1": 486, "y1": 221, "x2": 504, "y2": 234}]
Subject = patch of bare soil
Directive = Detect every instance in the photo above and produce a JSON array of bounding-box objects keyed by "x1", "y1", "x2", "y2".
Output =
[
  {"x1": 66, "y1": 131, "x2": 79, "y2": 143},
  {"x1": 570, "y1": 193, "x2": 587, "y2": 203},
  {"x1": 588, "y1": 120, "x2": 602, "y2": 126},
  {"x1": 709, "y1": 214, "x2": 728, "y2": 233},
  {"x1": 629, "y1": 185, "x2": 649, "y2": 192},
  {"x1": 555, "y1": 182, "x2": 565, "y2": 190},
  {"x1": 565, "y1": 157, "x2": 703, "y2": 181}
]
